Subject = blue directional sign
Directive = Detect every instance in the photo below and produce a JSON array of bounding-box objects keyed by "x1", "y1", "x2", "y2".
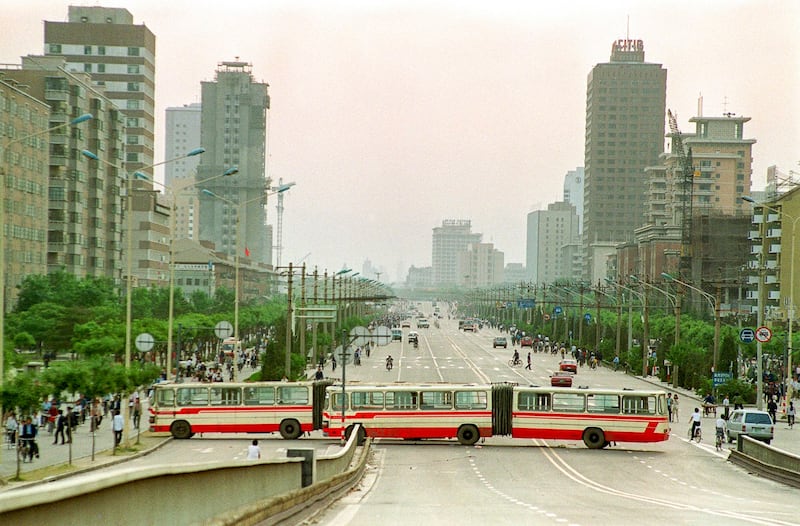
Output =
[
  {"x1": 739, "y1": 328, "x2": 755, "y2": 343},
  {"x1": 584, "y1": 313, "x2": 592, "y2": 322},
  {"x1": 713, "y1": 372, "x2": 733, "y2": 386},
  {"x1": 517, "y1": 299, "x2": 535, "y2": 309},
  {"x1": 554, "y1": 306, "x2": 563, "y2": 316}
]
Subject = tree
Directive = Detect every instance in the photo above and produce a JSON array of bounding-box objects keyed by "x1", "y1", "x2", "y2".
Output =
[{"x1": 0, "y1": 370, "x2": 48, "y2": 416}]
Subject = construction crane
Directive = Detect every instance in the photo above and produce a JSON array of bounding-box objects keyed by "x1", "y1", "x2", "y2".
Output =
[
  {"x1": 668, "y1": 110, "x2": 695, "y2": 278},
  {"x1": 271, "y1": 178, "x2": 296, "y2": 267}
]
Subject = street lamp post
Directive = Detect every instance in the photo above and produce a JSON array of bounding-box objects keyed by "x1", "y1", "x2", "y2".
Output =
[
  {"x1": 743, "y1": 196, "x2": 799, "y2": 403},
  {"x1": 605, "y1": 278, "x2": 645, "y2": 373},
  {"x1": 84, "y1": 146, "x2": 204, "y2": 445},
  {"x1": 202, "y1": 183, "x2": 294, "y2": 379}
]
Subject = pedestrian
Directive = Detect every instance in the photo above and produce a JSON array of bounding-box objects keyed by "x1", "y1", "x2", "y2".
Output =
[
  {"x1": 19, "y1": 417, "x2": 39, "y2": 461},
  {"x1": 247, "y1": 439, "x2": 262, "y2": 460},
  {"x1": 315, "y1": 366, "x2": 324, "y2": 380},
  {"x1": 4, "y1": 411, "x2": 18, "y2": 447},
  {"x1": 788, "y1": 401, "x2": 796, "y2": 429},
  {"x1": 53, "y1": 410, "x2": 66, "y2": 445},
  {"x1": 112, "y1": 409, "x2": 124, "y2": 446},
  {"x1": 331, "y1": 355, "x2": 337, "y2": 372},
  {"x1": 525, "y1": 352, "x2": 532, "y2": 370},
  {"x1": 722, "y1": 395, "x2": 730, "y2": 420},
  {"x1": 133, "y1": 397, "x2": 141, "y2": 429},
  {"x1": 672, "y1": 395, "x2": 680, "y2": 422},
  {"x1": 768, "y1": 396, "x2": 778, "y2": 424},
  {"x1": 666, "y1": 393, "x2": 673, "y2": 422}
]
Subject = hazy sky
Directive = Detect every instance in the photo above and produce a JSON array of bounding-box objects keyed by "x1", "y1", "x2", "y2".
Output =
[{"x1": 3, "y1": 0, "x2": 798, "y2": 282}]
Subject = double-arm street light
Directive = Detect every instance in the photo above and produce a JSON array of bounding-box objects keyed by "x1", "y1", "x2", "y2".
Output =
[
  {"x1": 84, "y1": 146, "x2": 204, "y2": 445},
  {"x1": 631, "y1": 274, "x2": 679, "y2": 347},
  {"x1": 743, "y1": 195, "x2": 799, "y2": 403},
  {"x1": 202, "y1": 183, "x2": 294, "y2": 379},
  {"x1": 605, "y1": 278, "x2": 647, "y2": 375}
]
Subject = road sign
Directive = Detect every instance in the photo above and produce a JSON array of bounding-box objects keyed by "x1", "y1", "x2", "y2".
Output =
[
  {"x1": 517, "y1": 299, "x2": 535, "y2": 309},
  {"x1": 739, "y1": 328, "x2": 756, "y2": 343},
  {"x1": 214, "y1": 321, "x2": 233, "y2": 339},
  {"x1": 296, "y1": 304, "x2": 337, "y2": 322},
  {"x1": 713, "y1": 372, "x2": 733, "y2": 386},
  {"x1": 135, "y1": 332, "x2": 155, "y2": 352},
  {"x1": 584, "y1": 313, "x2": 592, "y2": 322},
  {"x1": 755, "y1": 326, "x2": 773, "y2": 343},
  {"x1": 543, "y1": 314, "x2": 551, "y2": 321},
  {"x1": 554, "y1": 306, "x2": 563, "y2": 315}
]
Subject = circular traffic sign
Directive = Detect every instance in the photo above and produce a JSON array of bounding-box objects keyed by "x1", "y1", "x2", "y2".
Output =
[
  {"x1": 543, "y1": 314, "x2": 551, "y2": 321},
  {"x1": 350, "y1": 326, "x2": 370, "y2": 347},
  {"x1": 739, "y1": 328, "x2": 756, "y2": 343},
  {"x1": 755, "y1": 326, "x2": 773, "y2": 343},
  {"x1": 214, "y1": 321, "x2": 233, "y2": 340},
  {"x1": 135, "y1": 332, "x2": 155, "y2": 352}
]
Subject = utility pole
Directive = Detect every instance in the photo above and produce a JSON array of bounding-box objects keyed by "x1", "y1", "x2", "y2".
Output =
[{"x1": 285, "y1": 262, "x2": 293, "y2": 378}]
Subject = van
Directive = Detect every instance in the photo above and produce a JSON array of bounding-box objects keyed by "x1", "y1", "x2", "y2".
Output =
[
  {"x1": 391, "y1": 329, "x2": 403, "y2": 341},
  {"x1": 726, "y1": 409, "x2": 774, "y2": 444}
]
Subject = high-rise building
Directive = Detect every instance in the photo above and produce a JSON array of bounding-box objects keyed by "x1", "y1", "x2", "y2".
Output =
[
  {"x1": 562, "y1": 167, "x2": 584, "y2": 234},
  {"x1": 44, "y1": 6, "x2": 156, "y2": 178},
  {"x1": 457, "y1": 243, "x2": 504, "y2": 288},
  {"x1": 165, "y1": 103, "x2": 202, "y2": 240},
  {"x1": 2, "y1": 55, "x2": 125, "y2": 283},
  {"x1": 582, "y1": 39, "x2": 667, "y2": 282},
  {"x1": 196, "y1": 61, "x2": 271, "y2": 265},
  {"x1": 0, "y1": 80, "x2": 51, "y2": 309},
  {"x1": 526, "y1": 202, "x2": 580, "y2": 285},
  {"x1": 432, "y1": 220, "x2": 481, "y2": 285}
]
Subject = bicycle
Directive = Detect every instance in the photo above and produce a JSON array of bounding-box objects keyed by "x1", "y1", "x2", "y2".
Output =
[
  {"x1": 689, "y1": 425, "x2": 702, "y2": 443},
  {"x1": 715, "y1": 428, "x2": 725, "y2": 451},
  {"x1": 508, "y1": 359, "x2": 523, "y2": 368}
]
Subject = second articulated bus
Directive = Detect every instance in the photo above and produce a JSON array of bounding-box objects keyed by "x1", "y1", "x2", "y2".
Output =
[{"x1": 323, "y1": 383, "x2": 669, "y2": 449}]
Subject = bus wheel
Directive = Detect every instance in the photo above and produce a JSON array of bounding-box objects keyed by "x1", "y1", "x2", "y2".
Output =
[
  {"x1": 279, "y1": 419, "x2": 302, "y2": 440},
  {"x1": 582, "y1": 427, "x2": 606, "y2": 449},
  {"x1": 457, "y1": 424, "x2": 480, "y2": 445},
  {"x1": 171, "y1": 420, "x2": 192, "y2": 439},
  {"x1": 345, "y1": 425, "x2": 366, "y2": 445}
]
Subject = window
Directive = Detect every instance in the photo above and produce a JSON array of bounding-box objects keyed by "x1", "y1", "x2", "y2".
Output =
[
  {"x1": 97, "y1": 64, "x2": 106, "y2": 73},
  {"x1": 126, "y1": 117, "x2": 139, "y2": 127},
  {"x1": 351, "y1": 391, "x2": 384, "y2": 410},
  {"x1": 420, "y1": 391, "x2": 452, "y2": 410},
  {"x1": 84, "y1": 45, "x2": 92, "y2": 55},
  {"x1": 127, "y1": 64, "x2": 140, "y2": 74},
  {"x1": 552, "y1": 393, "x2": 585, "y2": 413},
  {"x1": 210, "y1": 387, "x2": 241, "y2": 406},
  {"x1": 386, "y1": 391, "x2": 417, "y2": 410},
  {"x1": 126, "y1": 152, "x2": 139, "y2": 163},
  {"x1": 49, "y1": 44, "x2": 62, "y2": 54},
  {"x1": 277, "y1": 386, "x2": 309, "y2": 405},
  {"x1": 176, "y1": 387, "x2": 209, "y2": 406},
  {"x1": 455, "y1": 390, "x2": 487, "y2": 410},
  {"x1": 156, "y1": 389, "x2": 175, "y2": 407},
  {"x1": 84, "y1": 63, "x2": 92, "y2": 73},
  {"x1": 622, "y1": 395, "x2": 657, "y2": 415},
  {"x1": 127, "y1": 82, "x2": 140, "y2": 92},
  {"x1": 517, "y1": 392, "x2": 551, "y2": 411},
  {"x1": 243, "y1": 386, "x2": 275, "y2": 405},
  {"x1": 587, "y1": 394, "x2": 620, "y2": 414},
  {"x1": 127, "y1": 47, "x2": 140, "y2": 56},
  {"x1": 98, "y1": 46, "x2": 106, "y2": 56},
  {"x1": 126, "y1": 100, "x2": 141, "y2": 110}
]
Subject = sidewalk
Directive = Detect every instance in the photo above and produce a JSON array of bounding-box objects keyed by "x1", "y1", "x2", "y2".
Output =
[{"x1": 635, "y1": 373, "x2": 800, "y2": 457}]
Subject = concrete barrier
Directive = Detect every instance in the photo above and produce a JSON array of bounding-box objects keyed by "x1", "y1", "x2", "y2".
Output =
[
  {"x1": 0, "y1": 426, "x2": 369, "y2": 525},
  {"x1": 729, "y1": 435, "x2": 800, "y2": 489}
]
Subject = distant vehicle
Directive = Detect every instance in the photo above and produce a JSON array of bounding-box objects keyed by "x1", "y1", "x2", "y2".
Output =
[
  {"x1": 463, "y1": 323, "x2": 476, "y2": 332},
  {"x1": 417, "y1": 319, "x2": 430, "y2": 328},
  {"x1": 391, "y1": 329, "x2": 403, "y2": 341},
  {"x1": 493, "y1": 337, "x2": 508, "y2": 349},
  {"x1": 520, "y1": 336, "x2": 533, "y2": 348},
  {"x1": 408, "y1": 331, "x2": 419, "y2": 344},
  {"x1": 726, "y1": 409, "x2": 774, "y2": 444},
  {"x1": 401, "y1": 321, "x2": 412, "y2": 328},
  {"x1": 559, "y1": 359, "x2": 578, "y2": 373},
  {"x1": 550, "y1": 372, "x2": 573, "y2": 388}
]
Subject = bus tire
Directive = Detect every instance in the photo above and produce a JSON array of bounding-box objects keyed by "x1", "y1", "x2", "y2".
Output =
[
  {"x1": 457, "y1": 424, "x2": 480, "y2": 445},
  {"x1": 345, "y1": 425, "x2": 366, "y2": 445},
  {"x1": 171, "y1": 420, "x2": 192, "y2": 439},
  {"x1": 582, "y1": 427, "x2": 606, "y2": 449},
  {"x1": 279, "y1": 419, "x2": 302, "y2": 440}
]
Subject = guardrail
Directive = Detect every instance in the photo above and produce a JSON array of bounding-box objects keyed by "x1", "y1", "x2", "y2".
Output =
[
  {"x1": 0, "y1": 426, "x2": 370, "y2": 525},
  {"x1": 728, "y1": 435, "x2": 800, "y2": 489}
]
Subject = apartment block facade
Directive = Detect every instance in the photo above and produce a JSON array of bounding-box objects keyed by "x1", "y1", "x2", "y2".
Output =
[{"x1": 431, "y1": 219, "x2": 481, "y2": 285}]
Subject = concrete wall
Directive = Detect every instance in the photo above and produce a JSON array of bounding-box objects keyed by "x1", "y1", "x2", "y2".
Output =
[{"x1": 729, "y1": 435, "x2": 800, "y2": 489}]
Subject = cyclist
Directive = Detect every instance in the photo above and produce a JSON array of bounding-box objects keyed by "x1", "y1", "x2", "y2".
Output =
[
  {"x1": 688, "y1": 407, "x2": 702, "y2": 440},
  {"x1": 715, "y1": 415, "x2": 726, "y2": 448},
  {"x1": 512, "y1": 349, "x2": 521, "y2": 366},
  {"x1": 386, "y1": 355, "x2": 394, "y2": 371}
]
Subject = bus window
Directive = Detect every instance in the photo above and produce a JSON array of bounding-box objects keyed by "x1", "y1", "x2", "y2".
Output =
[
  {"x1": 211, "y1": 387, "x2": 241, "y2": 406},
  {"x1": 352, "y1": 391, "x2": 384, "y2": 410},
  {"x1": 552, "y1": 393, "x2": 585, "y2": 413},
  {"x1": 622, "y1": 395, "x2": 656, "y2": 415},
  {"x1": 518, "y1": 392, "x2": 551, "y2": 411},
  {"x1": 587, "y1": 394, "x2": 620, "y2": 414},
  {"x1": 156, "y1": 388, "x2": 175, "y2": 407},
  {"x1": 278, "y1": 386, "x2": 309, "y2": 405},
  {"x1": 420, "y1": 391, "x2": 452, "y2": 410},
  {"x1": 244, "y1": 386, "x2": 276, "y2": 405},
  {"x1": 331, "y1": 391, "x2": 346, "y2": 411},
  {"x1": 455, "y1": 390, "x2": 487, "y2": 410},
  {"x1": 177, "y1": 387, "x2": 209, "y2": 406},
  {"x1": 386, "y1": 391, "x2": 417, "y2": 410}
]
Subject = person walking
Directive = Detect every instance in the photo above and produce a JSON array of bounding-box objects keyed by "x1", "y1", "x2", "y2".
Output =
[
  {"x1": 525, "y1": 352, "x2": 532, "y2": 370},
  {"x1": 112, "y1": 410, "x2": 124, "y2": 446},
  {"x1": 53, "y1": 410, "x2": 66, "y2": 445},
  {"x1": 672, "y1": 395, "x2": 680, "y2": 423},
  {"x1": 666, "y1": 393, "x2": 673, "y2": 423},
  {"x1": 768, "y1": 396, "x2": 778, "y2": 424}
]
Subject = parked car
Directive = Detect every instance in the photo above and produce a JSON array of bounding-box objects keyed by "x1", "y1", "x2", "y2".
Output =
[
  {"x1": 550, "y1": 372, "x2": 573, "y2": 387},
  {"x1": 559, "y1": 359, "x2": 578, "y2": 373},
  {"x1": 726, "y1": 409, "x2": 774, "y2": 444},
  {"x1": 493, "y1": 337, "x2": 508, "y2": 349},
  {"x1": 520, "y1": 336, "x2": 533, "y2": 347}
]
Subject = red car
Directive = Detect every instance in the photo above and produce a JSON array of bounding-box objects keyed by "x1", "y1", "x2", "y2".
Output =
[
  {"x1": 520, "y1": 336, "x2": 533, "y2": 348},
  {"x1": 550, "y1": 372, "x2": 573, "y2": 387},
  {"x1": 559, "y1": 359, "x2": 578, "y2": 373}
]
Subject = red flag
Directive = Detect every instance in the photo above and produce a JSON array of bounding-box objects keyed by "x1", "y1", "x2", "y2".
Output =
[{"x1": 244, "y1": 247, "x2": 251, "y2": 257}]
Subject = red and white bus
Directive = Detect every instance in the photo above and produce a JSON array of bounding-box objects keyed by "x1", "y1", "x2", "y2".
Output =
[
  {"x1": 149, "y1": 380, "x2": 330, "y2": 439},
  {"x1": 323, "y1": 383, "x2": 669, "y2": 449}
]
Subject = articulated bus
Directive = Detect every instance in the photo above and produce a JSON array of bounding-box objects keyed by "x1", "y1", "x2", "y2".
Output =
[
  {"x1": 323, "y1": 383, "x2": 669, "y2": 449},
  {"x1": 150, "y1": 380, "x2": 668, "y2": 449},
  {"x1": 149, "y1": 380, "x2": 331, "y2": 439}
]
